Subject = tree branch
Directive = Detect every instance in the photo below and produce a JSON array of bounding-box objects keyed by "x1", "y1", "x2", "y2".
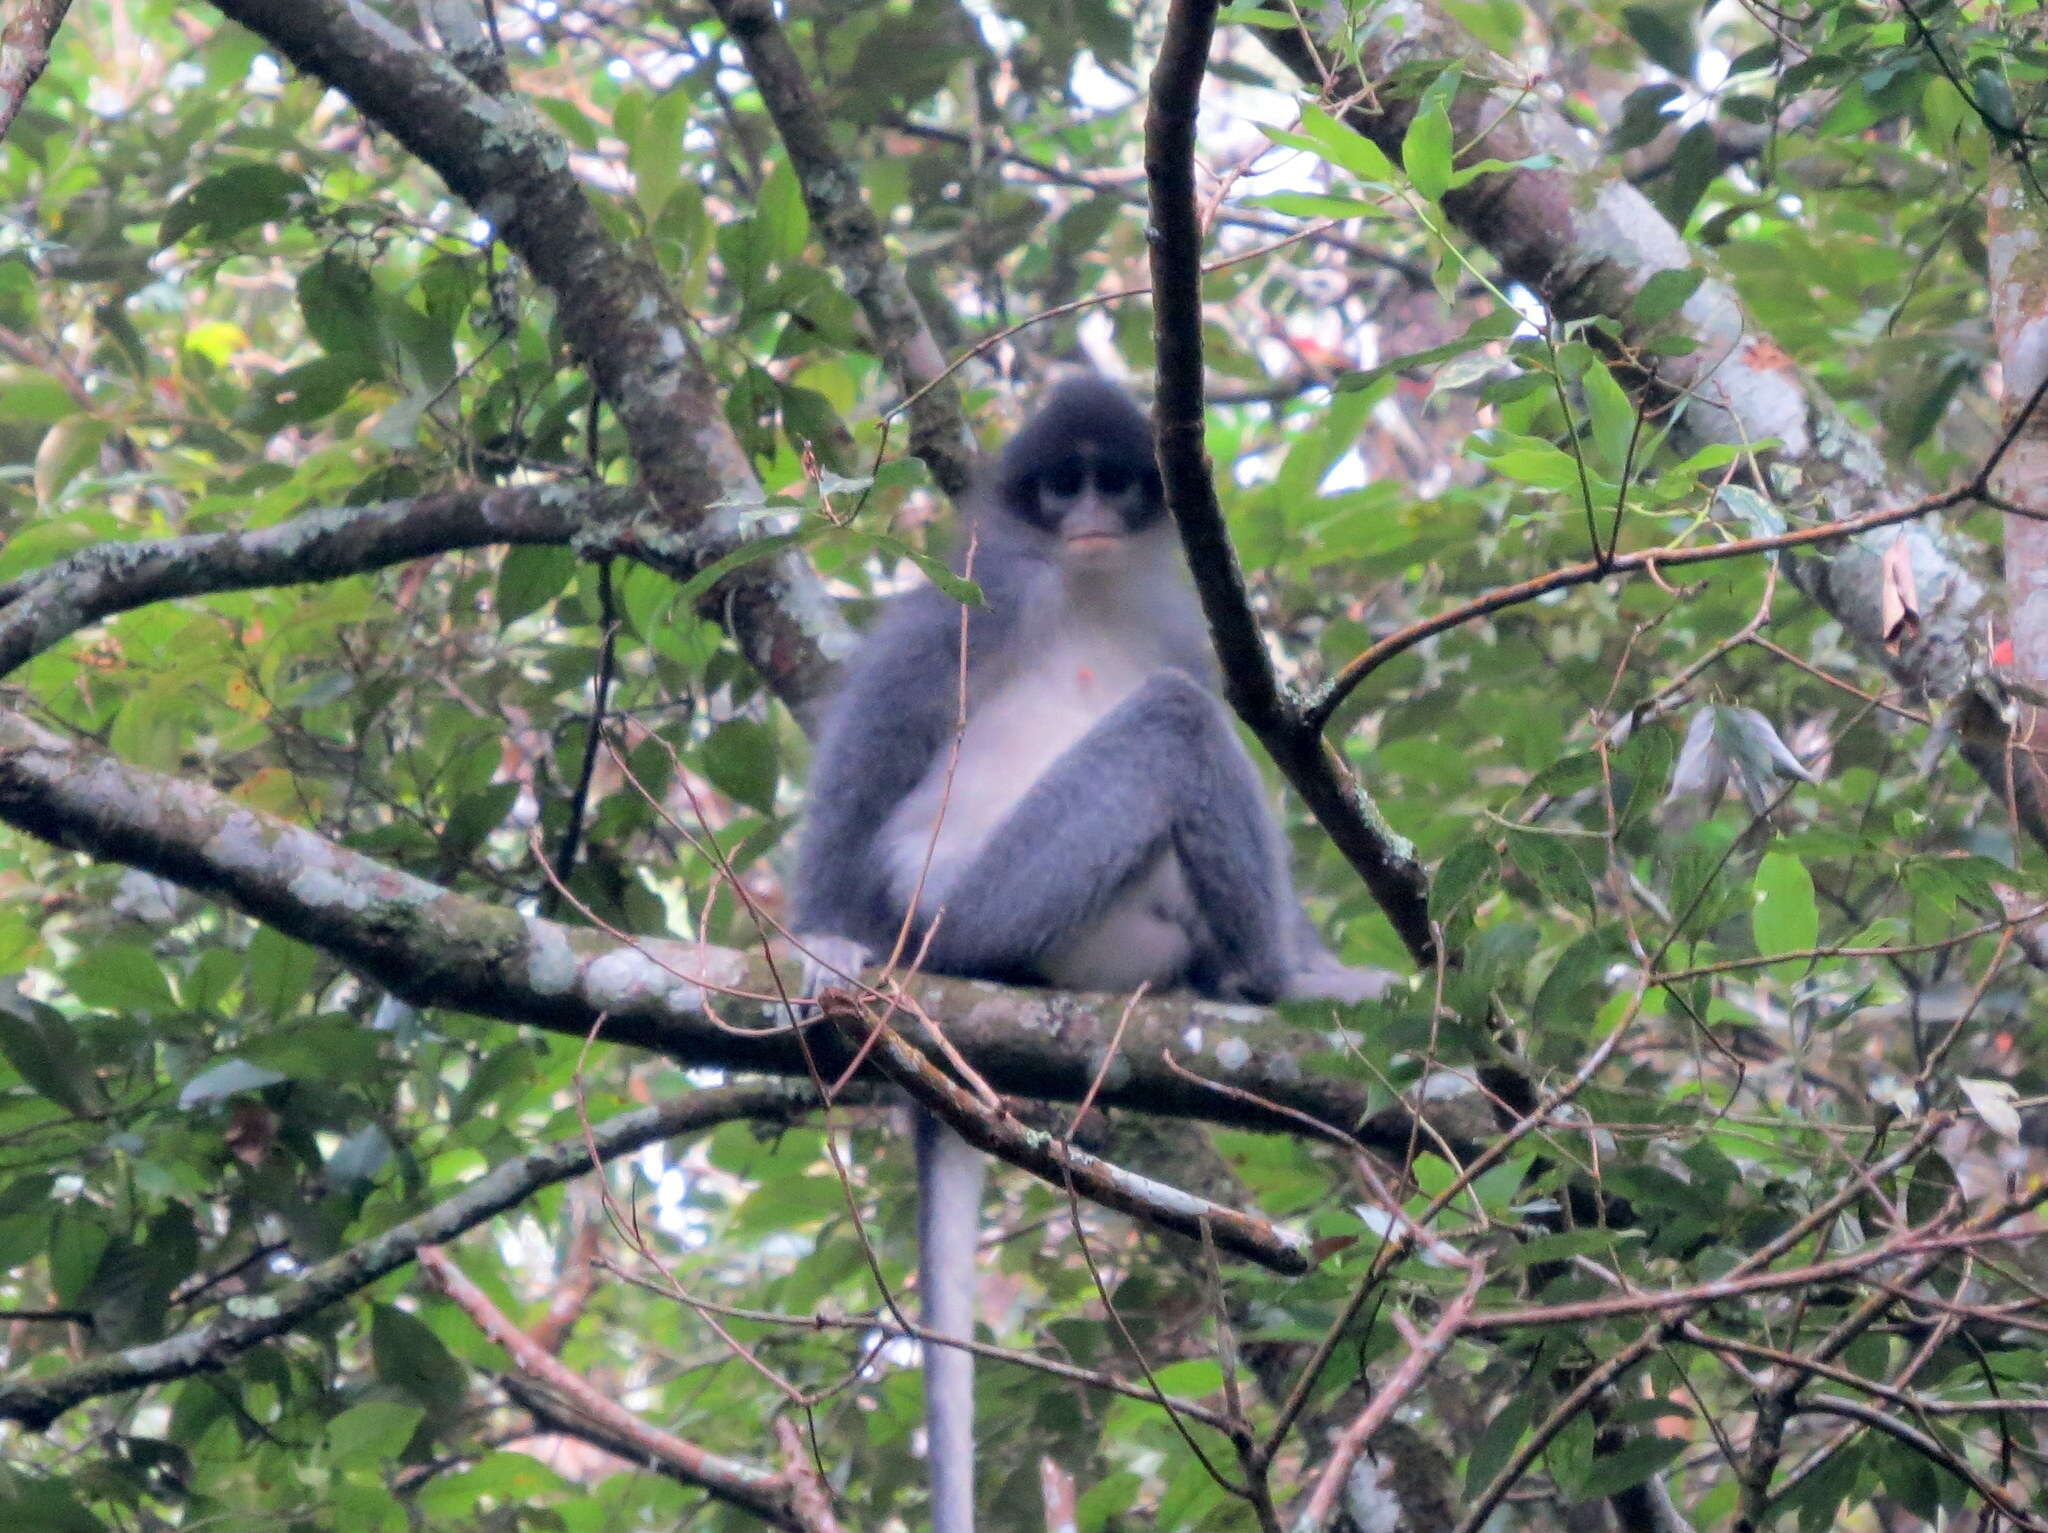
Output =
[
  {"x1": 1310, "y1": 473, "x2": 1999, "y2": 724},
  {"x1": 0, "y1": 0, "x2": 71, "y2": 142},
  {"x1": 1147, "y1": 0, "x2": 1434, "y2": 967},
  {"x1": 706, "y1": 0, "x2": 978, "y2": 500},
  {"x1": 207, "y1": 0, "x2": 849, "y2": 713},
  {"x1": 0, "y1": 1081, "x2": 823, "y2": 1431},
  {"x1": 828, "y1": 995, "x2": 1312, "y2": 1273},
  {"x1": 1250, "y1": 6, "x2": 2048, "y2": 854},
  {"x1": 421, "y1": 1245, "x2": 817, "y2": 1530},
  {"x1": 0, "y1": 706, "x2": 1426, "y2": 1153},
  {"x1": 0, "y1": 482, "x2": 645, "y2": 680}
]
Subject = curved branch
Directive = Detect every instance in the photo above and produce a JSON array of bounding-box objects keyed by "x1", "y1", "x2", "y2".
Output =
[
  {"x1": 207, "y1": 0, "x2": 849, "y2": 712},
  {"x1": 0, "y1": 482, "x2": 643, "y2": 680},
  {"x1": 1147, "y1": 0, "x2": 1434, "y2": 966},
  {"x1": 1794, "y1": 1395, "x2": 2047, "y2": 1529},
  {"x1": 0, "y1": 1081, "x2": 824, "y2": 1431},
  {"x1": 1309, "y1": 475, "x2": 1993, "y2": 726}
]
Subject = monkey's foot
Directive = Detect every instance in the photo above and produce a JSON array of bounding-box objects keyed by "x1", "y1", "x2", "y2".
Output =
[{"x1": 792, "y1": 932, "x2": 873, "y2": 1002}]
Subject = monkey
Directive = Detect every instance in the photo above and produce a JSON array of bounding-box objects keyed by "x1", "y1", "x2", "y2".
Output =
[{"x1": 792, "y1": 376, "x2": 1380, "y2": 1533}]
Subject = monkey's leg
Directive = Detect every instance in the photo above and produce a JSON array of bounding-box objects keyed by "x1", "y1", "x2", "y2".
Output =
[{"x1": 924, "y1": 670, "x2": 1291, "y2": 999}]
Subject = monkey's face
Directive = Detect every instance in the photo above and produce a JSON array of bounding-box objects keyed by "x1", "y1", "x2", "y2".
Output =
[{"x1": 1027, "y1": 446, "x2": 1165, "y2": 574}]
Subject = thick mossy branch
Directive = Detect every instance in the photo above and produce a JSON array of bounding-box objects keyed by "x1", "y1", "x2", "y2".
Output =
[{"x1": 0, "y1": 708, "x2": 1434, "y2": 1153}]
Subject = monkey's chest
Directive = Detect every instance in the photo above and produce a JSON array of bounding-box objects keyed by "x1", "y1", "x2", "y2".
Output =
[{"x1": 879, "y1": 631, "x2": 1158, "y2": 906}]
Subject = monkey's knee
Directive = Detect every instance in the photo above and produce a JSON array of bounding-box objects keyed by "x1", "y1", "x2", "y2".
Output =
[{"x1": 1128, "y1": 668, "x2": 1231, "y2": 735}]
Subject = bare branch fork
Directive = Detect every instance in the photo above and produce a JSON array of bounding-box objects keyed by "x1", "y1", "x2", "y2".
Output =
[{"x1": 420, "y1": 1246, "x2": 836, "y2": 1531}]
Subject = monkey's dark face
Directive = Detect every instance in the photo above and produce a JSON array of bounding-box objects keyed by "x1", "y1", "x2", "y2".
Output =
[{"x1": 1017, "y1": 443, "x2": 1165, "y2": 573}]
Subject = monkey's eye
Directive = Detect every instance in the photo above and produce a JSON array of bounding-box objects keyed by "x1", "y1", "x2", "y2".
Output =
[
  {"x1": 1043, "y1": 461, "x2": 1088, "y2": 499},
  {"x1": 1092, "y1": 463, "x2": 1133, "y2": 496}
]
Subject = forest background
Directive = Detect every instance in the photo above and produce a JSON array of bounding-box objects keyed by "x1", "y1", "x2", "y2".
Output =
[{"x1": 1, "y1": 0, "x2": 2047, "y2": 1529}]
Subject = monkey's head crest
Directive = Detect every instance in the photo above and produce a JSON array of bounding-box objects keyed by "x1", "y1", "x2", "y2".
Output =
[{"x1": 988, "y1": 377, "x2": 1165, "y2": 547}]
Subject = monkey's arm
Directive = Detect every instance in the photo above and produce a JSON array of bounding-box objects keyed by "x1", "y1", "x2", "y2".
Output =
[
  {"x1": 924, "y1": 670, "x2": 1293, "y2": 1001},
  {"x1": 792, "y1": 585, "x2": 986, "y2": 955}
]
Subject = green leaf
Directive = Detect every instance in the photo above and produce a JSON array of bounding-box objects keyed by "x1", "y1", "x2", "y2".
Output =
[
  {"x1": 756, "y1": 160, "x2": 811, "y2": 268},
  {"x1": 246, "y1": 926, "x2": 320, "y2": 1018},
  {"x1": 1075, "y1": 1471, "x2": 1143, "y2": 1531},
  {"x1": 1752, "y1": 851, "x2": 1818, "y2": 961},
  {"x1": 1577, "y1": 1436, "x2": 1687, "y2": 1498},
  {"x1": 497, "y1": 547, "x2": 578, "y2": 626},
  {"x1": 178, "y1": 1058, "x2": 286, "y2": 1110},
  {"x1": 1651, "y1": 122, "x2": 1719, "y2": 228},
  {"x1": 1580, "y1": 361, "x2": 1638, "y2": 477},
  {"x1": 417, "y1": 1453, "x2": 573, "y2": 1519},
  {"x1": 700, "y1": 719, "x2": 781, "y2": 814},
  {"x1": 1245, "y1": 191, "x2": 1389, "y2": 220},
  {"x1": 0, "y1": 996, "x2": 95, "y2": 1114},
  {"x1": 1533, "y1": 930, "x2": 1620, "y2": 1030},
  {"x1": 442, "y1": 781, "x2": 520, "y2": 862},
  {"x1": 856, "y1": 533, "x2": 983, "y2": 606},
  {"x1": 1216, "y1": 3, "x2": 1297, "y2": 27},
  {"x1": 671, "y1": 529, "x2": 802, "y2": 609},
  {"x1": 1402, "y1": 102, "x2": 1455, "y2": 201},
  {"x1": 1633, "y1": 267, "x2": 1704, "y2": 327},
  {"x1": 298, "y1": 254, "x2": 384, "y2": 360},
  {"x1": 1334, "y1": 307, "x2": 1517, "y2": 393},
  {"x1": 1483, "y1": 440, "x2": 1586, "y2": 490},
  {"x1": 64, "y1": 943, "x2": 175, "y2": 1012},
  {"x1": 238, "y1": 354, "x2": 374, "y2": 433},
  {"x1": 1506, "y1": 827, "x2": 1601, "y2": 911},
  {"x1": 533, "y1": 97, "x2": 599, "y2": 152},
  {"x1": 327, "y1": 1401, "x2": 426, "y2": 1467},
  {"x1": 1432, "y1": 838, "x2": 1498, "y2": 924},
  {"x1": 0, "y1": 1475, "x2": 109, "y2": 1533},
  {"x1": 1281, "y1": 106, "x2": 1397, "y2": 184},
  {"x1": 627, "y1": 87, "x2": 692, "y2": 222},
  {"x1": 1466, "y1": 1392, "x2": 1534, "y2": 1497},
  {"x1": 1622, "y1": 3, "x2": 1696, "y2": 77},
  {"x1": 371, "y1": 1304, "x2": 469, "y2": 1418},
  {"x1": 159, "y1": 164, "x2": 307, "y2": 246},
  {"x1": 1611, "y1": 83, "x2": 1684, "y2": 152}
]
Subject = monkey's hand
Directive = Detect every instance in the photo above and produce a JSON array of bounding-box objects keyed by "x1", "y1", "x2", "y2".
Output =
[{"x1": 793, "y1": 933, "x2": 874, "y2": 1004}]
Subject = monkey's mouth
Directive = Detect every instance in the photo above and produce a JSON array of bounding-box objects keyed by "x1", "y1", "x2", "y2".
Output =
[{"x1": 1064, "y1": 533, "x2": 1124, "y2": 554}]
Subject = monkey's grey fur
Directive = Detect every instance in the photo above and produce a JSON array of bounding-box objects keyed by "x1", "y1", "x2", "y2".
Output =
[{"x1": 793, "y1": 377, "x2": 1379, "y2": 1533}]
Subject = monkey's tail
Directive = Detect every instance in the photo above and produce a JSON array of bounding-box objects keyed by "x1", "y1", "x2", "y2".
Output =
[{"x1": 915, "y1": 1108, "x2": 987, "y2": 1533}]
